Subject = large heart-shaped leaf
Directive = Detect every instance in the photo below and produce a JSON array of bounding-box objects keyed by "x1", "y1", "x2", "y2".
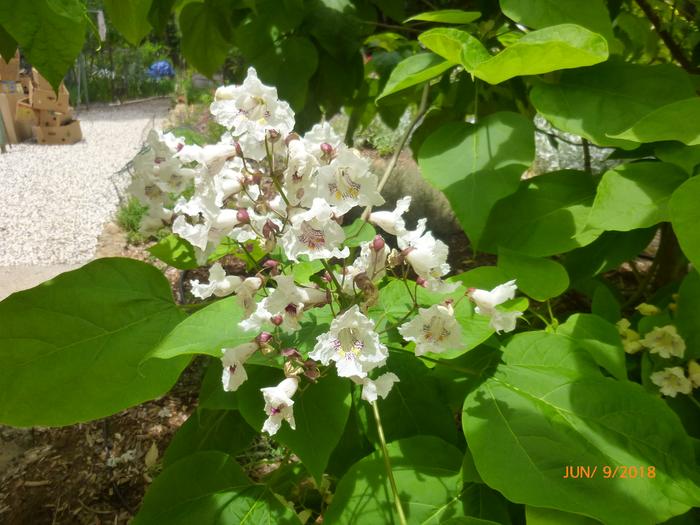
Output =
[
  {"x1": 670, "y1": 176, "x2": 700, "y2": 270},
  {"x1": 132, "y1": 451, "x2": 296, "y2": 524},
  {"x1": 324, "y1": 435, "x2": 500, "y2": 524},
  {"x1": 0, "y1": 0, "x2": 86, "y2": 90},
  {"x1": 103, "y1": 0, "x2": 153, "y2": 45},
  {"x1": 237, "y1": 365, "x2": 351, "y2": 483},
  {"x1": 149, "y1": 296, "x2": 256, "y2": 360},
  {"x1": 377, "y1": 53, "x2": 454, "y2": 101},
  {"x1": 406, "y1": 10, "x2": 481, "y2": 24},
  {"x1": 418, "y1": 112, "x2": 534, "y2": 250},
  {"x1": 179, "y1": 1, "x2": 231, "y2": 78},
  {"x1": 608, "y1": 98, "x2": 700, "y2": 146},
  {"x1": 460, "y1": 24, "x2": 608, "y2": 85},
  {"x1": 497, "y1": 248, "x2": 569, "y2": 301},
  {"x1": 463, "y1": 331, "x2": 700, "y2": 524},
  {"x1": 531, "y1": 61, "x2": 695, "y2": 149},
  {"x1": 480, "y1": 170, "x2": 600, "y2": 257},
  {"x1": 0, "y1": 258, "x2": 187, "y2": 427},
  {"x1": 500, "y1": 0, "x2": 615, "y2": 46},
  {"x1": 587, "y1": 162, "x2": 688, "y2": 232}
]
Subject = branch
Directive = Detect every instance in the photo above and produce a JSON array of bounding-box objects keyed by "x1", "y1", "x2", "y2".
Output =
[{"x1": 634, "y1": 0, "x2": 698, "y2": 73}]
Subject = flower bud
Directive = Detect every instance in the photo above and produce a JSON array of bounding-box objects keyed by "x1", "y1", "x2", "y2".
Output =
[
  {"x1": 176, "y1": 142, "x2": 184, "y2": 152},
  {"x1": 263, "y1": 219, "x2": 280, "y2": 240},
  {"x1": 281, "y1": 347, "x2": 302, "y2": 359},
  {"x1": 256, "y1": 331, "x2": 273, "y2": 344},
  {"x1": 285, "y1": 132, "x2": 300, "y2": 145},
  {"x1": 320, "y1": 142, "x2": 334, "y2": 156},
  {"x1": 252, "y1": 172, "x2": 263, "y2": 185},
  {"x1": 267, "y1": 129, "x2": 281, "y2": 142},
  {"x1": 263, "y1": 259, "x2": 279, "y2": 270},
  {"x1": 236, "y1": 208, "x2": 250, "y2": 224},
  {"x1": 235, "y1": 142, "x2": 243, "y2": 157},
  {"x1": 416, "y1": 277, "x2": 428, "y2": 288},
  {"x1": 271, "y1": 314, "x2": 284, "y2": 326},
  {"x1": 372, "y1": 235, "x2": 385, "y2": 252},
  {"x1": 284, "y1": 361, "x2": 304, "y2": 377},
  {"x1": 304, "y1": 367, "x2": 321, "y2": 381},
  {"x1": 322, "y1": 271, "x2": 332, "y2": 282}
]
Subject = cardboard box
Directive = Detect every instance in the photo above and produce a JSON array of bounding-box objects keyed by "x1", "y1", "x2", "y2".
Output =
[
  {"x1": 31, "y1": 67, "x2": 53, "y2": 91},
  {"x1": 28, "y1": 83, "x2": 70, "y2": 112},
  {"x1": 16, "y1": 98, "x2": 38, "y2": 141},
  {"x1": 0, "y1": 92, "x2": 25, "y2": 143},
  {"x1": 33, "y1": 120, "x2": 82, "y2": 145},
  {"x1": 38, "y1": 108, "x2": 73, "y2": 127},
  {"x1": 19, "y1": 75, "x2": 31, "y2": 94},
  {"x1": 0, "y1": 52, "x2": 20, "y2": 81}
]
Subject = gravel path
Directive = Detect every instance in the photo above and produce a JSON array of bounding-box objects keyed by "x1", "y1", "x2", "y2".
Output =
[{"x1": 0, "y1": 99, "x2": 170, "y2": 265}]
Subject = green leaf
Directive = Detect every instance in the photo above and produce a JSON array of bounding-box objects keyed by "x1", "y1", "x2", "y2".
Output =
[
  {"x1": 556, "y1": 313, "x2": 626, "y2": 380},
  {"x1": 531, "y1": 61, "x2": 696, "y2": 149},
  {"x1": 500, "y1": 0, "x2": 615, "y2": 46},
  {"x1": 670, "y1": 177, "x2": 700, "y2": 270},
  {"x1": 418, "y1": 112, "x2": 535, "y2": 250},
  {"x1": 237, "y1": 365, "x2": 351, "y2": 483},
  {"x1": 655, "y1": 143, "x2": 700, "y2": 175},
  {"x1": 148, "y1": 234, "x2": 198, "y2": 270},
  {"x1": 461, "y1": 24, "x2": 608, "y2": 85},
  {"x1": 562, "y1": 228, "x2": 656, "y2": 285},
  {"x1": 0, "y1": 258, "x2": 187, "y2": 427},
  {"x1": 590, "y1": 280, "x2": 620, "y2": 323},
  {"x1": 406, "y1": 10, "x2": 481, "y2": 24},
  {"x1": 163, "y1": 409, "x2": 256, "y2": 467},
  {"x1": 343, "y1": 218, "x2": 377, "y2": 247},
  {"x1": 0, "y1": 0, "x2": 86, "y2": 91},
  {"x1": 451, "y1": 267, "x2": 511, "y2": 290},
  {"x1": 419, "y1": 28, "x2": 486, "y2": 64},
  {"x1": 359, "y1": 351, "x2": 460, "y2": 446},
  {"x1": 149, "y1": 296, "x2": 256, "y2": 360},
  {"x1": 132, "y1": 452, "x2": 296, "y2": 524},
  {"x1": 290, "y1": 259, "x2": 324, "y2": 283},
  {"x1": 526, "y1": 506, "x2": 601, "y2": 525},
  {"x1": 0, "y1": 24, "x2": 17, "y2": 60},
  {"x1": 480, "y1": 170, "x2": 600, "y2": 257},
  {"x1": 376, "y1": 52, "x2": 453, "y2": 102},
  {"x1": 199, "y1": 358, "x2": 238, "y2": 409},
  {"x1": 587, "y1": 162, "x2": 688, "y2": 232},
  {"x1": 179, "y1": 1, "x2": 230, "y2": 78},
  {"x1": 608, "y1": 98, "x2": 700, "y2": 146},
  {"x1": 498, "y1": 248, "x2": 569, "y2": 301},
  {"x1": 148, "y1": 0, "x2": 177, "y2": 35},
  {"x1": 324, "y1": 435, "x2": 479, "y2": 524},
  {"x1": 103, "y1": 0, "x2": 153, "y2": 45},
  {"x1": 463, "y1": 331, "x2": 700, "y2": 524},
  {"x1": 256, "y1": 36, "x2": 318, "y2": 110},
  {"x1": 675, "y1": 271, "x2": 700, "y2": 360}
]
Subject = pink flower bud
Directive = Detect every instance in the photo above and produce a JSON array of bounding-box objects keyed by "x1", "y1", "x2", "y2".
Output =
[
  {"x1": 281, "y1": 347, "x2": 302, "y2": 359},
  {"x1": 372, "y1": 235, "x2": 385, "y2": 252},
  {"x1": 176, "y1": 142, "x2": 184, "y2": 152},
  {"x1": 304, "y1": 367, "x2": 321, "y2": 381},
  {"x1": 416, "y1": 277, "x2": 428, "y2": 288},
  {"x1": 320, "y1": 142, "x2": 334, "y2": 156},
  {"x1": 256, "y1": 332, "x2": 273, "y2": 344},
  {"x1": 235, "y1": 142, "x2": 243, "y2": 157},
  {"x1": 322, "y1": 271, "x2": 332, "y2": 282},
  {"x1": 236, "y1": 208, "x2": 250, "y2": 224},
  {"x1": 263, "y1": 259, "x2": 279, "y2": 269},
  {"x1": 271, "y1": 315, "x2": 283, "y2": 326},
  {"x1": 263, "y1": 220, "x2": 280, "y2": 240},
  {"x1": 267, "y1": 129, "x2": 281, "y2": 142}
]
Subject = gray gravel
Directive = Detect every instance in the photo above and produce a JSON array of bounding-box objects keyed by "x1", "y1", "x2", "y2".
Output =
[{"x1": 0, "y1": 99, "x2": 170, "y2": 265}]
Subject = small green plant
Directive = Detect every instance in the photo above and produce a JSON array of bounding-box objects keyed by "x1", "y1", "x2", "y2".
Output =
[{"x1": 116, "y1": 197, "x2": 148, "y2": 244}]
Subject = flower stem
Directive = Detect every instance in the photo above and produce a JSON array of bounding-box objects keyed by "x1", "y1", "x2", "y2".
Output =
[{"x1": 371, "y1": 401, "x2": 407, "y2": 525}]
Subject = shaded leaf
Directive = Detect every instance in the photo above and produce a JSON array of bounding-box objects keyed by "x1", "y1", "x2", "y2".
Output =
[
  {"x1": 406, "y1": 10, "x2": 481, "y2": 24},
  {"x1": 498, "y1": 248, "x2": 569, "y2": 301},
  {"x1": 103, "y1": 0, "x2": 153, "y2": 45},
  {"x1": 670, "y1": 176, "x2": 700, "y2": 270}
]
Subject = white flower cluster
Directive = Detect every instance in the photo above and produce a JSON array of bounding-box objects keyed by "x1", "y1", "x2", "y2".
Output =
[{"x1": 129, "y1": 68, "x2": 524, "y2": 436}]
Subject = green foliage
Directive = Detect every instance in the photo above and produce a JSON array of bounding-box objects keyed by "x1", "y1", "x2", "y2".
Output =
[
  {"x1": 463, "y1": 331, "x2": 700, "y2": 524},
  {"x1": 116, "y1": 197, "x2": 149, "y2": 244},
  {"x1": 131, "y1": 451, "x2": 297, "y2": 524},
  {"x1": 497, "y1": 248, "x2": 569, "y2": 301},
  {"x1": 103, "y1": 0, "x2": 153, "y2": 46},
  {"x1": 670, "y1": 176, "x2": 700, "y2": 270},
  {"x1": 0, "y1": 258, "x2": 187, "y2": 426}
]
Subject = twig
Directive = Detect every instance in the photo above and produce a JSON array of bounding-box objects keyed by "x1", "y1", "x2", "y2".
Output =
[
  {"x1": 634, "y1": 0, "x2": 698, "y2": 73},
  {"x1": 582, "y1": 138, "x2": 592, "y2": 174},
  {"x1": 372, "y1": 402, "x2": 407, "y2": 525},
  {"x1": 361, "y1": 83, "x2": 431, "y2": 221}
]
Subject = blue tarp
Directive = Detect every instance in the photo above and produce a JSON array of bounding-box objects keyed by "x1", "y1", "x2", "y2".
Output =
[{"x1": 147, "y1": 60, "x2": 174, "y2": 79}]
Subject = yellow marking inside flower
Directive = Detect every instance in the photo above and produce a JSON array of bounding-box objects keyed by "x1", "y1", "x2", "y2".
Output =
[
  {"x1": 329, "y1": 167, "x2": 361, "y2": 201},
  {"x1": 334, "y1": 328, "x2": 364, "y2": 357},
  {"x1": 422, "y1": 318, "x2": 450, "y2": 342}
]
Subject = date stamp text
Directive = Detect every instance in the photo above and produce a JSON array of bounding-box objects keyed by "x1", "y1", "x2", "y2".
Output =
[{"x1": 563, "y1": 465, "x2": 656, "y2": 479}]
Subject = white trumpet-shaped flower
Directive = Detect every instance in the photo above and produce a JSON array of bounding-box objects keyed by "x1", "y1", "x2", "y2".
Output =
[
  {"x1": 280, "y1": 198, "x2": 349, "y2": 261},
  {"x1": 317, "y1": 148, "x2": 384, "y2": 214},
  {"x1": 397, "y1": 219, "x2": 456, "y2": 292},
  {"x1": 369, "y1": 196, "x2": 411, "y2": 236},
  {"x1": 309, "y1": 305, "x2": 388, "y2": 378},
  {"x1": 190, "y1": 263, "x2": 242, "y2": 299},
  {"x1": 356, "y1": 372, "x2": 400, "y2": 403},
  {"x1": 261, "y1": 377, "x2": 299, "y2": 436},
  {"x1": 398, "y1": 304, "x2": 462, "y2": 356},
  {"x1": 469, "y1": 280, "x2": 522, "y2": 334},
  {"x1": 302, "y1": 122, "x2": 343, "y2": 161},
  {"x1": 221, "y1": 343, "x2": 258, "y2": 392}
]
